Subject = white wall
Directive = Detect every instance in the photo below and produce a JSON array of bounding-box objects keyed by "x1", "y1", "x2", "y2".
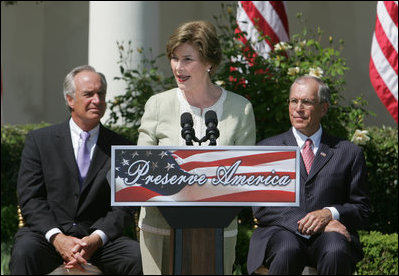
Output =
[
  {"x1": 1, "y1": 1, "x2": 89, "y2": 125},
  {"x1": 1, "y1": 1, "x2": 396, "y2": 127}
]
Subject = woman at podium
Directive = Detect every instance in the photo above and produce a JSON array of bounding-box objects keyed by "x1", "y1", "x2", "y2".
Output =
[{"x1": 137, "y1": 20, "x2": 256, "y2": 274}]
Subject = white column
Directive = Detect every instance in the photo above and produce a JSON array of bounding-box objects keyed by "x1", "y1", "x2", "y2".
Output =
[{"x1": 89, "y1": 1, "x2": 160, "y2": 125}]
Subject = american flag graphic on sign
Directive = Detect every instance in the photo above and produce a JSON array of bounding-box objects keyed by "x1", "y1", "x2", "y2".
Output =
[{"x1": 111, "y1": 146, "x2": 300, "y2": 206}]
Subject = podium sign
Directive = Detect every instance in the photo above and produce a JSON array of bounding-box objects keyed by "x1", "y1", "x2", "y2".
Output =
[{"x1": 111, "y1": 145, "x2": 300, "y2": 207}]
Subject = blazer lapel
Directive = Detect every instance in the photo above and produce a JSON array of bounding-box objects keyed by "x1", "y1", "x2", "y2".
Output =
[
  {"x1": 284, "y1": 129, "x2": 308, "y2": 182},
  {"x1": 56, "y1": 121, "x2": 80, "y2": 188},
  {"x1": 307, "y1": 134, "x2": 334, "y2": 181}
]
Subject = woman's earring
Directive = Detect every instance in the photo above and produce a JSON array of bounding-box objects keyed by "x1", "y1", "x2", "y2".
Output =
[{"x1": 207, "y1": 68, "x2": 211, "y2": 73}]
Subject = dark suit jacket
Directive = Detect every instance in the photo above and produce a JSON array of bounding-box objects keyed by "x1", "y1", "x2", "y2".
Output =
[
  {"x1": 247, "y1": 128, "x2": 371, "y2": 274},
  {"x1": 17, "y1": 120, "x2": 134, "y2": 241}
]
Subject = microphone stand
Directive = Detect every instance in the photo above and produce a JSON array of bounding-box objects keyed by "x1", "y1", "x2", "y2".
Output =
[{"x1": 172, "y1": 111, "x2": 223, "y2": 274}]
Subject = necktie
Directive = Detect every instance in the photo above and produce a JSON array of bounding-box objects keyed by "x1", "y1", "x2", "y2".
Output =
[
  {"x1": 302, "y1": 139, "x2": 314, "y2": 174},
  {"x1": 77, "y1": 131, "x2": 91, "y2": 186}
]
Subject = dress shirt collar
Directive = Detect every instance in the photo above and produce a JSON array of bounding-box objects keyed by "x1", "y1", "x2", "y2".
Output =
[
  {"x1": 69, "y1": 118, "x2": 100, "y2": 159},
  {"x1": 69, "y1": 118, "x2": 100, "y2": 140},
  {"x1": 292, "y1": 125, "x2": 322, "y2": 154}
]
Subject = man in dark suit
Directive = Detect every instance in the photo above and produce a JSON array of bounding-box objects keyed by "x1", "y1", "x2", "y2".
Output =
[
  {"x1": 247, "y1": 76, "x2": 371, "y2": 275},
  {"x1": 10, "y1": 65, "x2": 142, "y2": 274}
]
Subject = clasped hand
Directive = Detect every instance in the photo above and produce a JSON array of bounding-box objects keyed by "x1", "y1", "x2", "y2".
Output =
[
  {"x1": 52, "y1": 233, "x2": 102, "y2": 271},
  {"x1": 297, "y1": 209, "x2": 351, "y2": 241}
]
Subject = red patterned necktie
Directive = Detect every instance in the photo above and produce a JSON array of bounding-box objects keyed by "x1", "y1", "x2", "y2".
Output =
[{"x1": 302, "y1": 139, "x2": 314, "y2": 174}]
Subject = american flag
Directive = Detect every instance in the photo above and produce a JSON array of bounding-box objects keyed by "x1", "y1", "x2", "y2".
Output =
[
  {"x1": 369, "y1": 1, "x2": 398, "y2": 123},
  {"x1": 112, "y1": 146, "x2": 299, "y2": 206},
  {"x1": 235, "y1": 1, "x2": 289, "y2": 59}
]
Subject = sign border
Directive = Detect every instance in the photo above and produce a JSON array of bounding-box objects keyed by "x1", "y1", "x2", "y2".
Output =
[{"x1": 111, "y1": 145, "x2": 300, "y2": 207}]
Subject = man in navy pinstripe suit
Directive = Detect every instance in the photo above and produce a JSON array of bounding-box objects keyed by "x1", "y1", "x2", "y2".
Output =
[{"x1": 247, "y1": 76, "x2": 371, "y2": 275}]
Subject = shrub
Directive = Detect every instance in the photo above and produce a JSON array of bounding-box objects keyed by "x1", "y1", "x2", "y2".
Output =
[
  {"x1": 1, "y1": 123, "x2": 50, "y2": 207},
  {"x1": 357, "y1": 126, "x2": 398, "y2": 233},
  {"x1": 1, "y1": 241, "x2": 12, "y2": 275},
  {"x1": 106, "y1": 41, "x2": 174, "y2": 128},
  {"x1": 357, "y1": 231, "x2": 398, "y2": 275}
]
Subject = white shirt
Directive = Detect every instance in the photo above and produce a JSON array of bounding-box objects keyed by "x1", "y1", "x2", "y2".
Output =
[
  {"x1": 177, "y1": 87, "x2": 227, "y2": 146},
  {"x1": 292, "y1": 126, "x2": 340, "y2": 221},
  {"x1": 45, "y1": 118, "x2": 108, "y2": 245}
]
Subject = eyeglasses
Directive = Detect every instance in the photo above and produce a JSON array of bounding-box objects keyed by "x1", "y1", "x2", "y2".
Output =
[{"x1": 287, "y1": 98, "x2": 319, "y2": 108}]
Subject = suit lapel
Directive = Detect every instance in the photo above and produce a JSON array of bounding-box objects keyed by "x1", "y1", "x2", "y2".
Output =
[
  {"x1": 56, "y1": 121, "x2": 80, "y2": 189},
  {"x1": 307, "y1": 133, "x2": 334, "y2": 181},
  {"x1": 284, "y1": 129, "x2": 308, "y2": 182}
]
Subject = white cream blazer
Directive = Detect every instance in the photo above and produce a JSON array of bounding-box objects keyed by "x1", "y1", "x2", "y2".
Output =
[{"x1": 137, "y1": 87, "x2": 256, "y2": 233}]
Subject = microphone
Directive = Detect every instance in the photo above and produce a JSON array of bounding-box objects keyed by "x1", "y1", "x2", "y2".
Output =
[
  {"x1": 205, "y1": 110, "x2": 219, "y2": 146},
  {"x1": 181, "y1": 112, "x2": 195, "y2": 146}
]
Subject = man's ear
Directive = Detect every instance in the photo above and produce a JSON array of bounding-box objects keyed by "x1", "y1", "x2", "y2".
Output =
[{"x1": 66, "y1": 94, "x2": 75, "y2": 111}]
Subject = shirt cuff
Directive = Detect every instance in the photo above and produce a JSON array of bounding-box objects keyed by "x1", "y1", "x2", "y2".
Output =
[
  {"x1": 92, "y1": 230, "x2": 108, "y2": 246},
  {"x1": 324, "y1": 207, "x2": 340, "y2": 221},
  {"x1": 45, "y1": 228, "x2": 62, "y2": 243}
]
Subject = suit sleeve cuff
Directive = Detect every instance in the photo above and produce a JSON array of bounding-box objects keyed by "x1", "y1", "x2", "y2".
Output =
[
  {"x1": 324, "y1": 207, "x2": 340, "y2": 221},
  {"x1": 45, "y1": 228, "x2": 62, "y2": 242},
  {"x1": 92, "y1": 230, "x2": 108, "y2": 246}
]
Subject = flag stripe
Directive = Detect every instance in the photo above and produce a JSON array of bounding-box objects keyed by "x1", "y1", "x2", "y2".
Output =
[
  {"x1": 235, "y1": 1, "x2": 289, "y2": 59},
  {"x1": 375, "y1": 16, "x2": 398, "y2": 73},
  {"x1": 370, "y1": 58, "x2": 398, "y2": 122},
  {"x1": 236, "y1": 2, "x2": 272, "y2": 58},
  {"x1": 241, "y1": 1, "x2": 280, "y2": 46},
  {"x1": 175, "y1": 151, "x2": 296, "y2": 172},
  {"x1": 384, "y1": 1, "x2": 398, "y2": 28},
  {"x1": 377, "y1": 1, "x2": 398, "y2": 52},
  {"x1": 197, "y1": 190, "x2": 295, "y2": 202},
  {"x1": 268, "y1": 1, "x2": 289, "y2": 36},
  {"x1": 253, "y1": 1, "x2": 289, "y2": 42},
  {"x1": 116, "y1": 186, "x2": 160, "y2": 202},
  {"x1": 370, "y1": 1, "x2": 398, "y2": 123},
  {"x1": 371, "y1": 33, "x2": 398, "y2": 100}
]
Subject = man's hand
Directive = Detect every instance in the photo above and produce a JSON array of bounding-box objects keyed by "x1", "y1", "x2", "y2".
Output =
[
  {"x1": 64, "y1": 233, "x2": 103, "y2": 269},
  {"x1": 324, "y1": 219, "x2": 352, "y2": 242},
  {"x1": 51, "y1": 233, "x2": 88, "y2": 267},
  {"x1": 297, "y1": 209, "x2": 332, "y2": 235}
]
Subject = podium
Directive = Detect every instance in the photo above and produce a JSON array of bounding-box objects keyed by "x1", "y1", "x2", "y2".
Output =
[
  {"x1": 159, "y1": 206, "x2": 242, "y2": 275},
  {"x1": 111, "y1": 145, "x2": 300, "y2": 274}
]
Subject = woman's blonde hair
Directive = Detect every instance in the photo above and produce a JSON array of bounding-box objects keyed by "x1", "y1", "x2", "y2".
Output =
[{"x1": 166, "y1": 20, "x2": 222, "y2": 76}]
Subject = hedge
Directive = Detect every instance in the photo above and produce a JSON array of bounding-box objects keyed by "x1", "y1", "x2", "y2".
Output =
[{"x1": 1, "y1": 123, "x2": 398, "y2": 275}]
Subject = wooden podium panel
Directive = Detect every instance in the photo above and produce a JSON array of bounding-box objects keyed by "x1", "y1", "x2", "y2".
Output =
[
  {"x1": 169, "y1": 228, "x2": 221, "y2": 275},
  {"x1": 161, "y1": 207, "x2": 239, "y2": 275}
]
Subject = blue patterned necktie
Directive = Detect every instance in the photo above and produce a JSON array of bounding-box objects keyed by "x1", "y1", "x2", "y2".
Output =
[{"x1": 77, "y1": 131, "x2": 91, "y2": 187}]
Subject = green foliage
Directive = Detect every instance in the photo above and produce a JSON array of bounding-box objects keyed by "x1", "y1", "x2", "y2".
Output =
[
  {"x1": 1, "y1": 241, "x2": 12, "y2": 275},
  {"x1": 106, "y1": 41, "x2": 174, "y2": 128},
  {"x1": 357, "y1": 231, "x2": 398, "y2": 275},
  {"x1": 358, "y1": 126, "x2": 398, "y2": 233},
  {"x1": 1, "y1": 122, "x2": 50, "y2": 207},
  {"x1": 233, "y1": 210, "x2": 255, "y2": 275},
  {"x1": 212, "y1": 3, "x2": 370, "y2": 141},
  {"x1": 1, "y1": 205, "x2": 17, "y2": 243}
]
